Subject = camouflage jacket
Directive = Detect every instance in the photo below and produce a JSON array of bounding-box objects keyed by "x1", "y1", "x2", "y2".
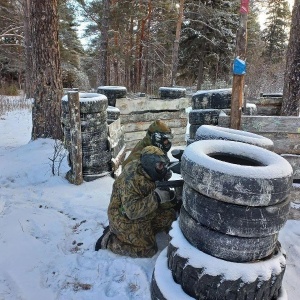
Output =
[
  {"x1": 122, "y1": 134, "x2": 152, "y2": 168},
  {"x1": 108, "y1": 160, "x2": 159, "y2": 225}
]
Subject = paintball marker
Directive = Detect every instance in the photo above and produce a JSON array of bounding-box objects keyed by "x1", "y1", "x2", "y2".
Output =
[{"x1": 155, "y1": 149, "x2": 185, "y2": 212}]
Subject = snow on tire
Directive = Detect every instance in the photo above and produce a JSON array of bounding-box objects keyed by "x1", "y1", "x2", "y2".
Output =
[
  {"x1": 159, "y1": 87, "x2": 186, "y2": 99},
  {"x1": 150, "y1": 248, "x2": 193, "y2": 300},
  {"x1": 181, "y1": 140, "x2": 293, "y2": 206},
  {"x1": 107, "y1": 106, "x2": 120, "y2": 120},
  {"x1": 188, "y1": 109, "x2": 220, "y2": 125},
  {"x1": 167, "y1": 221, "x2": 286, "y2": 300},
  {"x1": 178, "y1": 206, "x2": 278, "y2": 262},
  {"x1": 192, "y1": 88, "x2": 231, "y2": 109},
  {"x1": 62, "y1": 93, "x2": 108, "y2": 113},
  {"x1": 182, "y1": 184, "x2": 290, "y2": 238},
  {"x1": 196, "y1": 124, "x2": 274, "y2": 150}
]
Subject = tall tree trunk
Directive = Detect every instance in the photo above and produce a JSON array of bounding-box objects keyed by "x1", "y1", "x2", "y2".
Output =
[
  {"x1": 197, "y1": 58, "x2": 204, "y2": 90},
  {"x1": 171, "y1": 0, "x2": 184, "y2": 87},
  {"x1": 23, "y1": 0, "x2": 33, "y2": 99},
  {"x1": 99, "y1": 0, "x2": 110, "y2": 86},
  {"x1": 281, "y1": 1, "x2": 300, "y2": 116},
  {"x1": 30, "y1": 0, "x2": 63, "y2": 140}
]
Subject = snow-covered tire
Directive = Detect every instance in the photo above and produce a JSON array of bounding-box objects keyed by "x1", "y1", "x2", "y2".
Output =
[
  {"x1": 62, "y1": 111, "x2": 107, "y2": 127},
  {"x1": 167, "y1": 221, "x2": 286, "y2": 300},
  {"x1": 196, "y1": 125, "x2": 274, "y2": 150},
  {"x1": 192, "y1": 88, "x2": 231, "y2": 109},
  {"x1": 159, "y1": 87, "x2": 186, "y2": 99},
  {"x1": 244, "y1": 103, "x2": 257, "y2": 115},
  {"x1": 107, "y1": 106, "x2": 120, "y2": 120},
  {"x1": 151, "y1": 248, "x2": 193, "y2": 300},
  {"x1": 186, "y1": 138, "x2": 194, "y2": 146},
  {"x1": 81, "y1": 140, "x2": 108, "y2": 153},
  {"x1": 181, "y1": 140, "x2": 293, "y2": 206},
  {"x1": 62, "y1": 93, "x2": 108, "y2": 113},
  {"x1": 189, "y1": 125, "x2": 201, "y2": 139},
  {"x1": 188, "y1": 109, "x2": 220, "y2": 125},
  {"x1": 97, "y1": 86, "x2": 127, "y2": 106},
  {"x1": 178, "y1": 206, "x2": 278, "y2": 262},
  {"x1": 182, "y1": 184, "x2": 290, "y2": 237}
]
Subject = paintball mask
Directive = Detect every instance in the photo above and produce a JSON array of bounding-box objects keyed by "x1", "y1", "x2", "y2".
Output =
[
  {"x1": 151, "y1": 132, "x2": 173, "y2": 153},
  {"x1": 141, "y1": 148, "x2": 170, "y2": 181}
]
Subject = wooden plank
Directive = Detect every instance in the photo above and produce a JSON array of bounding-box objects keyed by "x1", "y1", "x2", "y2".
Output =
[
  {"x1": 67, "y1": 92, "x2": 83, "y2": 185},
  {"x1": 123, "y1": 119, "x2": 187, "y2": 133},
  {"x1": 110, "y1": 136, "x2": 125, "y2": 158},
  {"x1": 124, "y1": 127, "x2": 187, "y2": 142},
  {"x1": 115, "y1": 97, "x2": 191, "y2": 114},
  {"x1": 108, "y1": 126, "x2": 125, "y2": 148},
  {"x1": 108, "y1": 118, "x2": 121, "y2": 135},
  {"x1": 121, "y1": 110, "x2": 187, "y2": 123},
  {"x1": 256, "y1": 106, "x2": 281, "y2": 116},
  {"x1": 253, "y1": 132, "x2": 300, "y2": 155},
  {"x1": 250, "y1": 97, "x2": 282, "y2": 106},
  {"x1": 218, "y1": 115, "x2": 300, "y2": 133},
  {"x1": 281, "y1": 154, "x2": 300, "y2": 179},
  {"x1": 111, "y1": 146, "x2": 126, "y2": 172}
]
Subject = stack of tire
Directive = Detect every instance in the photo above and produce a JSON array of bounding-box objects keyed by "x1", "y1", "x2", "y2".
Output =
[
  {"x1": 61, "y1": 93, "x2": 111, "y2": 182},
  {"x1": 107, "y1": 106, "x2": 121, "y2": 124},
  {"x1": 188, "y1": 88, "x2": 258, "y2": 146},
  {"x1": 195, "y1": 124, "x2": 274, "y2": 151},
  {"x1": 188, "y1": 89, "x2": 232, "y2": 145},
  {"x1": 151, "y1": 139, "x2": 293, "y2": 299},
  {"x1": 97, "y1": 86, "x2": 127, "y2": 107}
]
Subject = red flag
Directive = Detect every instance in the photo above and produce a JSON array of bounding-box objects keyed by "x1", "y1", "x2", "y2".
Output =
[{"x1": 240, "y1": 0, "x2": 249, "y2": 14}]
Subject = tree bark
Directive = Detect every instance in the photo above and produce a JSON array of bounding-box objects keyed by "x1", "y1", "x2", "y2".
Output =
[
  {"x1": 281, "y1": 1, "x2": 300, "y2": 116},
  {"x1": 171, "y1": 0, "x2": 184, "y2": 87},
  {"x1": 99, "y1": 0, "x2": 110, "y2": 86},
  {"x1": 30, "y1": 0, "x2": 63, "y2": 140},
  {"x1": 23, "y1": 0, "x2": 33, "y2": 99}
]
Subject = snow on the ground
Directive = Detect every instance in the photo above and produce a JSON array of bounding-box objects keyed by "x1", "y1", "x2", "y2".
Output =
[{"x1": 0, "y1": 109, "x2": 299, "y2": 300}]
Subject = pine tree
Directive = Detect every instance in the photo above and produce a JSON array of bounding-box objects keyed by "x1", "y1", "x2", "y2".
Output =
[
  {"x1": 177, "y1": 0, "x2": 239, "y2": 89},
  {"x1": 30, "y1": 0, "x2": 63, "y2": 140},
  {"x1": 281, "y1": 0, "x2": 300, "y2": 116},
  {"x1": 262, "y1": 0, "x2": 291, "y2": 62}
]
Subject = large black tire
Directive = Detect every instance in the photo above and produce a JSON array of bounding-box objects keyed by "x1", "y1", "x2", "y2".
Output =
[
  {"x1": 182, "y1": 184, "x2": 290, "y2": 237},
  {"x1": 188, "y1": 109, "x2": 220, "y2": 125},
  {"x1": 107, "y1": 106, "x2": 120, "y2": 120},
  {"x1": 158, "y1": 87, "x2": 186, "y2": 99},
  {"x1": 195, "y1": 124, "x2": 274, "y2": 150},
  {"x1": 181, "y1": 140, "x2": 293, "y2": 206},
  {"x1": 97, "y1": 86, "x2": 127, "y2": 106},
  {"x1": 151, "y1": 248, "x2": 194, "y2": 300},
  {"x1": 62, "y1": 93, "x2": 108, "y2": 113},
  {"x1": 167, "y1": 221, "x2": 286, "y2": 299},
  {"x1": 192, "y1": 88, "x2": 231, "y2": 109},
  {"x1": 179, "y1": 206, "x2": 278, "y2": 262}
]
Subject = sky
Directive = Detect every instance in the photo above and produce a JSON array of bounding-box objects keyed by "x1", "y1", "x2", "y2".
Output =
[{"x1": 0, "y1": 105, "x2": 299, "y2": 299}]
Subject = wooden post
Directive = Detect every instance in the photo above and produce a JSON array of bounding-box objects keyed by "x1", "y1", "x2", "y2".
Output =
[
  {"x1": 230, "y1": 1, "x2": 249, "y2": 129},
  {"x1": 67, "y1": 91, "x2": 83, "y2": 185}
]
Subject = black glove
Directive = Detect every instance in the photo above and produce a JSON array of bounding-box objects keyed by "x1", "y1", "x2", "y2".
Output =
[{"x1": 164, "y1": 170, "x2": 172, "y2": 181}]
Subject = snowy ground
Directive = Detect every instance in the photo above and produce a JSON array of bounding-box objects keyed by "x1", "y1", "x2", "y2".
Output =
[{"x1": 0, "y1": 109, "x2": 299, "y2": 300}]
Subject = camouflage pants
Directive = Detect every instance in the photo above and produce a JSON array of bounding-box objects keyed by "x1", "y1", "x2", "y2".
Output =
[{"x1": 107, "y1": 207, "x2": 176, "y2": 258}]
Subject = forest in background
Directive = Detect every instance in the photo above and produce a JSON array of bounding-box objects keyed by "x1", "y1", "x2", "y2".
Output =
[{"x1": 0, "y1": 0, "x2": 293, "y2": 99}]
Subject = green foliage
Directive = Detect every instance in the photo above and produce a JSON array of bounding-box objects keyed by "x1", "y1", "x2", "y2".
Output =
[
  {"x1": 177, "y1": 0, "x2": 240, "y2": 87},
  {"x1": 262, "y1": 0, "x2": 291, "y2": 62}
]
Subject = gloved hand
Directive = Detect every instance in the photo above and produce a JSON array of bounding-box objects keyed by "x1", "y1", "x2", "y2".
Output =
[
  {"x1": 164, "y1": 170, "x2": 172, "y2": 181},
  {"x1": 154, "y1": 188, "x2": 173, "y2": 204}
]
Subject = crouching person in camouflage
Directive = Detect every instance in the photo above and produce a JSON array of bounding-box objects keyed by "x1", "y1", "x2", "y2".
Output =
[{"x1": 95, "y1": 146, "x2": 177, "y2": 258}]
